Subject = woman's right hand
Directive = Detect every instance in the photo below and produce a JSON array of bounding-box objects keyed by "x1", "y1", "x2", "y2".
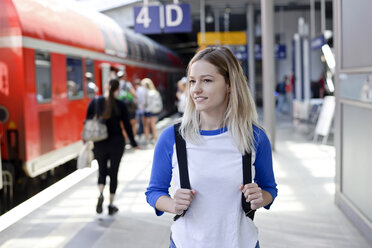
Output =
[{"x1": 173, "y1": 189, "x2": 197, "y2": 215}]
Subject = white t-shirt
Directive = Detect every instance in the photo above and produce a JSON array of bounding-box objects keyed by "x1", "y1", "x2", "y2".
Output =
[
  {"x1": 170, "y1": 130, "x2": 258, "y2": 248},
  {"x1": 146, "y1": 125, "x2": 277, "y2": 248}
]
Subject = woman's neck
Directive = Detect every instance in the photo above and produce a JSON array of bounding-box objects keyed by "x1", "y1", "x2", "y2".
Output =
[{"x1": 200, "y1": 112, "x2": 225, "y2": 130}]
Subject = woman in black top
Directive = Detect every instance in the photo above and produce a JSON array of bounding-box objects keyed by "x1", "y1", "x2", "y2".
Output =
[{"x1": 86, "y1": 79, "x2": 137, "y2": 215}]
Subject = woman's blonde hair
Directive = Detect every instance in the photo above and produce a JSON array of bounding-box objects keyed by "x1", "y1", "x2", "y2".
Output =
[
  {"x1": 180, "y1": 46, "x2": 260, "y2": 154},
  {"x1": 141, "y1": 78, "x2": 157, "y2": 91}
]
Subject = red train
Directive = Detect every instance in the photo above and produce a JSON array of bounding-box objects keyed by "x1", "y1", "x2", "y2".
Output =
[{"x1": 0, "y1": 0, "x2": 184, "y2": 206}]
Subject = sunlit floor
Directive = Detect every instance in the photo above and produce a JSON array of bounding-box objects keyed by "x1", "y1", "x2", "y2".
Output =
[{"x1": 0, "y1": 114, "x2": 370, "y2": 248}]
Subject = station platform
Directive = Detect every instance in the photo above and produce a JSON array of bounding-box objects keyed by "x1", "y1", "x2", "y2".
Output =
[{"x1": 0, "y1": 114, "x2": 370, "y2": 248}]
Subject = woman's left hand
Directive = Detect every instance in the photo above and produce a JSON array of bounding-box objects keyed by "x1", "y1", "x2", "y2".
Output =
[{"x1": 239, "y1": 183, "x2": 264, "y2": 210}]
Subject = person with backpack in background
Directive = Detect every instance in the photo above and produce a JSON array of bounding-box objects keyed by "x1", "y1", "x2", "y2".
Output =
[
  {"x1": 145, "y1": 46, "x2": 277, "y2": 248},
  {"x1": 142, "y1": 78, "x2": 163, "y2": 144},
  {"x1": 276, "y1": 76, "x2": 287, "y2": 114},
  {"x1": 117, "y1": 70, "x2": 138, "y2": 139}
]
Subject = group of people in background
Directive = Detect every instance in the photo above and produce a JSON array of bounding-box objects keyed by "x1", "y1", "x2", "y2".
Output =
[
  {"x1": 276, "y1": 72, "x2": 330, "y2": 116},
  {"x1": 116, "y1": 70, "x2": 163, "y2": 145},
  {"x1": 275, "y1": 75, "x2": 293, "y2": 115}
]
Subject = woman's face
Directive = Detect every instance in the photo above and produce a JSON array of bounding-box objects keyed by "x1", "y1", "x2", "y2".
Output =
[{"x1": 188, "y1": 60, "x2": 230, "y2": 114}]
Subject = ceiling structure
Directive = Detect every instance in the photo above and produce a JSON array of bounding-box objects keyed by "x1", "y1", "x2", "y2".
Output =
[
  {"x1": 176, "y1": 0, "x2": 322, "y2": 14},
  {"x1": 149, "y1": 0, "x2": 332, "y2": 64},
  {"x1": 77, "y1": 0, "x2": 333, "y2": 64}
]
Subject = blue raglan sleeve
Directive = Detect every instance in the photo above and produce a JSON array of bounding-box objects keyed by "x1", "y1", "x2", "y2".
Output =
[
  {"x1": 253, "y1": 126, "x2": 278, "y2": 209},
  {"x1": 145, "y1": 126, "x2": 175, "y2": 216}
]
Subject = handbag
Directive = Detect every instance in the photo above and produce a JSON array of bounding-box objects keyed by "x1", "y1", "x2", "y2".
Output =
[
  {"x1": 82, "y1": 97, "x2": 108, "y2": 142},
  {"x1": 77, "y1": 141, "x2": 94, "y2": 169}
]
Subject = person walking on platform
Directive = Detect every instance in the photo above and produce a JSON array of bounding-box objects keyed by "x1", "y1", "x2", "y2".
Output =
[
  {"x1": 145, "y1": 46, "x2": 277, "y2": 248},
  {"x1": 142, "y1": 78, "x2": 163, "y2": 144},
  {"x1": 276, "y1": 76, "x2": 287, "y2": 114},
  {"x1": 85, "y1": 79, "x2": 137, "y2": 215}
]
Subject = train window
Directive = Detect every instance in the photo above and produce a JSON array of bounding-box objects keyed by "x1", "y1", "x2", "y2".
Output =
[
  {"x1": 85, "y1": 59, "x2": 96, "y2": 98},
  {"x1": 66, "y1": 57, "x2": 83, "y2": 100},
  {"x1": 35, "y1": 51, "x2": 52, "y2": 103},
  {"x1": 126, "y1": 37, "x2": 133, "y2": 58},
  {"x1": 139, "y1": 43, "x2": 148, "y2": 62},
  {"x1": 129, "y1": 38, "x2": 137, "y2": 59},
  {"x1": 133, "y1": 41, "x2": 141, "y2": 60}
]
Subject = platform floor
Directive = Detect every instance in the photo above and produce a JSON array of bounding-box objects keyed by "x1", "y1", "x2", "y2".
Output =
[{"x1": 0, "y1": 114, "x2": 371, "y2": 248}]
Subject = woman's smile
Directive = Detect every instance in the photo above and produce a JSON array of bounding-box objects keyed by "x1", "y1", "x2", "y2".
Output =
[{"x1": 193, "y1": 96, "x2": 208, "y2": 103}]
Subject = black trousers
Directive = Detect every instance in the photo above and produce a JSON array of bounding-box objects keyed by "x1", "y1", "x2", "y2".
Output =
[{"x1": 93, "y1": 136, "x2": 125, "y2": 194}]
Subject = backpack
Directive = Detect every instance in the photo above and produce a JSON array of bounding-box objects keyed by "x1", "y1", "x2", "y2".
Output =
[
  {"x1": 148, "y1": 91, "x2": 163, "y2": 114},
  {"x1": 276, "y1": 81, "x2": 286, "y2": 94},
  {"x1": 173, "y1": 123, "x2": 255, "y2": 221},
  {"x1": 118, "y1": 81, "x2": 137, "y2": 116}
]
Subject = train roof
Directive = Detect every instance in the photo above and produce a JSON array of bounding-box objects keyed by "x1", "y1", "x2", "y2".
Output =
[{"x1": 1, "y1": 0, "x2": 182, "y2": 66}]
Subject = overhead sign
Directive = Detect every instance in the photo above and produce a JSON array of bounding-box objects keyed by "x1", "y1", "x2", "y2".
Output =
[
  {"x1": 225, "y1": 45, "x2": 247, "y2": 60},
  {"x1": 311, "y1": 34, "x2": 326, "y2": 50},
  {"x1": 276, "y1": 45, "x2": 287, "y2": 59},
  {"x1": 255, "y1": 44, "x2": 286, "y2": 60},
  {"x1": 197, "y1": 31, "x2": 247, "y2": 46},
  {"x1": 164, "y1": 4, "x2": 191, "y2": 33},
  {"x1": 134, "y1": 4, "x2": 192, "y2": 34},
  {"x1": 134, "y1": 5, "x2": 161, "y2": 34}
]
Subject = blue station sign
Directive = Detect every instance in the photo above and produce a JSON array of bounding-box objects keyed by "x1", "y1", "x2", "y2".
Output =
[
  {"x1": 254, "y1": 44, "x2": 287, "y2": 60},
  {"x1": 311, "y1": 34, "x2": 326, "y2": 50},
  {"x1": 134, "y1": 5, "x2": 161, "y2": 34},
  {"x1": 134, "y1": 4, "x2": 192, "y2": 34}
]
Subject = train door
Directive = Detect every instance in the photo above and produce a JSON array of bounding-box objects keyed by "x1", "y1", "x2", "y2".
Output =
[{"x1": 35, "y1": 51, "x2": 54, "y2": 155}]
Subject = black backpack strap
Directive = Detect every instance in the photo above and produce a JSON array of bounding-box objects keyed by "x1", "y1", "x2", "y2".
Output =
[
  {"x1": 242, "y1": 151, "x2": 256, "y2": 220},
  {"x1": 173, "y1": 123, "x2": 191, "y2": 221},
  {"x1": 173, "y1": 123, "x2": 255, "y2": 221}
]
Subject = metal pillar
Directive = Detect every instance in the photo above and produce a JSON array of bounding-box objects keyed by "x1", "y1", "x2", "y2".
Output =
[
  {"x1": 321, "y1": 0, "x2": 326, "y2": 33},
  {"x1": 294, "y1": 33, "x2": 302, "y2": 101},
  {"x1": 214, "y1": 9, "x2": 220, "y2": 33},
  {"x1": 200, "y1": 0, "x2": 206, "y2": 45},
  {"x1": 303, "y1": 38, "x2": 311, "y2": 102},
  {"x1": 310, "y1": 0, "x2": 315, "y2": 38},
  {"x1": 261, "y1": 0, "x2": 275, "y2": 150},
  {"x1": 246, "y1": 4, "x2": 255, "y2": 101}
]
